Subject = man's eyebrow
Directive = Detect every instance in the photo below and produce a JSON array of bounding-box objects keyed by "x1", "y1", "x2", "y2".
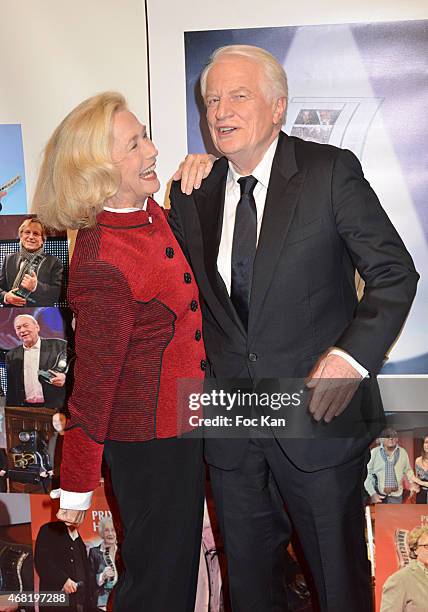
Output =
[{"x1": 230, "y1": 87, "x2": 252, "y2": 94}]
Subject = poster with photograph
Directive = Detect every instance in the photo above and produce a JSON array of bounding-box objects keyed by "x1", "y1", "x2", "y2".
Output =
[
  {"x1": 0, "y1": 493, "x2": 34, "y2": 600},
  {"x1": 183, "y1": 19, "x2": 428, "y2": 374},
  {"x1": 0, "y1": 125, "x2": 27, "y2": 215},
  {"x1": 30, "y1": 489, "x2": 119, "y2": 611},
  {"x1": 375, "y1": 504, "x2": 428, "y2": 611},
  {"x1": 0, "y1": 215, "x2": 69, "y2": 309}
]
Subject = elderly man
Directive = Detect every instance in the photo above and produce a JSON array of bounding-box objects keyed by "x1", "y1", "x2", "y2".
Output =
[
  {"x1": 169, "y1": 45, "x2": 419, "y2": 611},
  {"x1": 6, "y1": 314, "x2": 67, "y2": 409},
  {"x1": 0, "y1": 216, "x2": 63, "y2": 306},
  {"x1": 380, "y1": 525, "x2": 428, "y2": 611},
  {"x1": 365, "y1": 429, "x2": 419, "y2": 504}
]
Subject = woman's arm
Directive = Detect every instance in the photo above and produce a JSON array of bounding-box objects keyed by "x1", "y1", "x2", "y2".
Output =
[{"x1": 57, "y1": 260, "x2": 137, "y2": 513}]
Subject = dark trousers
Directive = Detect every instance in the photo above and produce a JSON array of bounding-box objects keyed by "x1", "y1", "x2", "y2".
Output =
[
  {"x1": 104, "y1": 436, "x2": 204, "y2": 612},
  {"x1": 209, "y1": 436, "x2": 372, "y2": 612}
]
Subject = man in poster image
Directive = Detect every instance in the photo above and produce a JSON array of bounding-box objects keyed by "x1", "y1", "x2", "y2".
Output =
[
  {"x1": 364, "y1": 429, "x2": 419, "y2": 504},
  {"x1": 6, "y1": 314, "x2": 67, "y2": 409},
  {"x1": 0, "y1": 216, "x2": 63, "y2": 307},
  {"x1": 380, "y1": 525, "x2": 428, "y2": 612},
  {"x1": 169, "y1": 45, "x2": 419, "y2": 611}
]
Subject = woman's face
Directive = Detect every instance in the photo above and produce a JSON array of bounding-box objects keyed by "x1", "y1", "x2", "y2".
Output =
[
  {"x1": 423, "y1": 437, "x2": 428, "y2": 453},
  {"x1": 110, "y1": 110, "x2": 160, "y2": 207}
]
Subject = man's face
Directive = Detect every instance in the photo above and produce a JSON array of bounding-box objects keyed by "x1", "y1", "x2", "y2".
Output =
[
  {"x1": 14, "y1": 317, "x2": 40, "y2": 348},
  {"x1": 19, "y1": 222, "x2": 44, "y2": 252},
  {"x1": 204, "y1": 56, "x2": 285, "y2": 174},
  {"x1": 382, "y1": 436, "x2": 398, "y2": 450},
  {"x1": 110, "y1": 110, "x2": 160, "y2": 207},
  {"x1": 102, "y1": 521, "x2": 117, "y2": 546},
  {"x1": 416, "y1": 533, "x2": 428, "y2": 567}
]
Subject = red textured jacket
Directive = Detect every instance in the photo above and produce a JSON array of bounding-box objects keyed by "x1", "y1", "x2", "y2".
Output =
[{"x1": 60, "y1": 199, "x2": 206, "y2": 493}]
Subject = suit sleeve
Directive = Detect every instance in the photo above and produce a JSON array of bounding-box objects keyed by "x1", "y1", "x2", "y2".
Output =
[
  {"x1": 380, "y1": 571, "x2": 407, "y2": 612},
  {"x1": 168, "y1": 182, "x2": 190, "y2": 259},
  {"x1": 5, "y1": 350, "x2": 18, "y2": 407},
  {"x1": 60, "y1": 260, "x2": 136, "y2": 495},
  {"x1": 0, "y1": 254, "x2": 10, "y2": 302},
  {"x1": 34, "y1": 256, "x2": 63, "y2": 304},
  {"x1": 332, "y1": 149, "x2": 419, "y2": 373}
]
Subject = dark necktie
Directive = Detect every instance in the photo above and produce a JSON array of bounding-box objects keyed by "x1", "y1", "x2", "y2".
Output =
[{"x1": 231, "y1": 175, "x2": 258, "y2": 329}]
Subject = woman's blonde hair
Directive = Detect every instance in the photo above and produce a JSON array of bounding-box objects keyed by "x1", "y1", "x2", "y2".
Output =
[{"x1": 32, "y1": 92, "x2": 127, "y2": 230}]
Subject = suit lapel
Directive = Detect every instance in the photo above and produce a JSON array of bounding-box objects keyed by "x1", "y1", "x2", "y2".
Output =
[
  {"x1": 249, "y1": 133, "x2": 307, "y2": 333},
  {"x1": 8, "y1": 253, "x2": 21, "y2": 286},
  {"x1": 188, "y1": 158, "x2": 246, "y2": 340},
  {"x1": 17, "y1": 345, "x2": 25, "y2": 398},
  {"x1": 39, "y1": 339, "x2": 50, "y2": 370}
]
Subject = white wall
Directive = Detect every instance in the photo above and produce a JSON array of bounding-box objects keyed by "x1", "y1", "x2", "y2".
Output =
[{"x1": 0, "y1": 0, "x2": 150, "y2": 209}]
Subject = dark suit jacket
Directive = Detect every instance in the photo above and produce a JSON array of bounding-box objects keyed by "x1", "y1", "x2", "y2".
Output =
[
  {"x1": 6, "y1": 338, "x2": 67, "y2": 409},
  {"x1": 34, "y1": 521, "x2": 93, "y2": 611},
  {"x1": 169, "y1": 132, "x2": 419, "y2": 471},
  {"x1": 0, "y1": 251, "x2": 63, "y2": 306}
]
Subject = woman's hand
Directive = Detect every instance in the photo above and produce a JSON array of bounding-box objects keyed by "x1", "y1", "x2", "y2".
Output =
[
  {"x1": 173, "y1": 153, "x2": 217, "y2": 195},
  {"x1": 56, "y1": 508, "x2": 87, "y2": 527}
]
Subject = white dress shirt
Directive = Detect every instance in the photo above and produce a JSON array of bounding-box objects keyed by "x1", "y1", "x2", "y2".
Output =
[
  {"x1": 216, "y1": 136, "x2": 368, "y2": 378},
  {"x1": 23, "y1": 337, "x2": 44, "y2": 403}
]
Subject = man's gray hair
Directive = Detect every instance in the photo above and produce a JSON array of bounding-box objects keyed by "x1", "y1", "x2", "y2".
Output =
[
  {"x1": 14, "y1": 314, "x2": 38, "y2": 326},
  {"x1": 200, "y1": 44, "x2": 288, "y2": 114}
]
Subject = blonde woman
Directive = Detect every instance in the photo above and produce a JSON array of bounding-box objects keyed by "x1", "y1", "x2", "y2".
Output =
[{"x1": 33, "y1": 92, "x2": 213, "y2": 612}]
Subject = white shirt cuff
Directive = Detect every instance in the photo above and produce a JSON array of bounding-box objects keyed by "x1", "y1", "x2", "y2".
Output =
[
  {"x1": 51, "y1": 488, "x2": 94, "y2": 510},
  {"x1": 328, "y1": 349, "x2": 369, "y2": 378}
]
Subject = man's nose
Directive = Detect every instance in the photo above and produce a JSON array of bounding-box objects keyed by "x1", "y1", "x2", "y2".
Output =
[{"x1": 215, "y1": 97, "x2": 233, "y2": 120}]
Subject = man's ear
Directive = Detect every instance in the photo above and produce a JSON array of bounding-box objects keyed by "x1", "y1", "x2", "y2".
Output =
[{"x1": 273, "y1": 97, "x2": 287, "y2": 125}]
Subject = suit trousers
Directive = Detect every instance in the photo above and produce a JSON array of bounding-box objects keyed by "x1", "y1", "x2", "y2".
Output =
[
  {"x1": 209, "y1": 435, "x2": 372, "y2": 612},
  {"x1": 104, "y1": 436, "x2": 204, "y2": 612}
]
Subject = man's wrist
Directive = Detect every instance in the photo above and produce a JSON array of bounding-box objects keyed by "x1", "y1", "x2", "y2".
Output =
[{"x1": 329, "y1": 348, "x2": 369, "y2": 378}]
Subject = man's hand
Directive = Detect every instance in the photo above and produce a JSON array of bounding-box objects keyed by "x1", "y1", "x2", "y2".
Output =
[
  {"x1": 173, "y1": 153, "x2": 216, "y2": 195},
  {"x1": 306, "y1": 352, "x2": 362, "y2": 423},
  {"x1": 20, "y1": 270, "x2": 37, "y2": 292},
  {"x1": 62, "y1": 578, "x2": 78, "y2": 594},
  {"x1": 370, "y1": 493, "x2": 384, "y2": 504},
  {"x1": 49, "y1": 371, "x2": 66, "y2": 386},
  {"x1": 102, "y1": 566, "x2": 115, "y2": 582},
  {"x1": 0, "y1": 470, "x2": 6, "y2": 477},
  {"x1": 4, "y1": 290, "x2": 26, "y2": 306},
  {"x1": 57, "y1": 508, "x2": 87, "y2": 527}
]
